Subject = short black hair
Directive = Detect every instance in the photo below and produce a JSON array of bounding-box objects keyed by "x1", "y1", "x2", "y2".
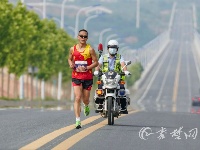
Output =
[{"x1": 78, "y1": 29, "x2": 88, "y2": 36}]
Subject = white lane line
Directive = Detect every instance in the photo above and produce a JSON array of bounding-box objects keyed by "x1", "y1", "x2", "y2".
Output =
[
  {"x1": 155, "y1": 42, "x2": 176, "y2": 103},
  {"x1": 172, "y1": 42, "x2": 182, "y2": 112}
]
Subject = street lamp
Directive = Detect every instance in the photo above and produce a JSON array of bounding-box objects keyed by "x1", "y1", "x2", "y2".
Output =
[
  {"x1": 21, "y1": 1, "x2": 45, "y2": 101},
  {"x1": 67, "y1": 26, "x2": 75, "y2": 35},
  {"x1": 42, "y1": 0, "x2": 69, "y2": 102},
  {"x1": 84, "y1": 14, "x2": 98, "y2": 30},
  {"x1": 136, "y1": 0, "x2": 140, "y2": 28},
  {"x1": 52, "y1": 17, "x2": 61, "y2": 25},
  {"x1": 19, "y1": 0, "x2": 25, "y2": 100},
  {"x1": 26, "y1": 5, "x2": 45, "y2": 19},
  {"x1": 27, "y1": 0, "x2": 46, "y2": 19},
  {"x1": 51, "y1": 17, "x2": 75, "y2": 36},
  {"x1": 25, "y1": 2, "x2": 46, "y2": 101},
  {"x1": 74, "y1": 4, "x2": 101, "y2": 38},
  {"x1": 61, "y1": 0, "x2": 69, "y2": 28},
  {"x1": 99, "y1": 28, "x2": 112, "y2": 44},
  {"x1": 43, "y1": 0, "x2": 46, "y2": 19}
]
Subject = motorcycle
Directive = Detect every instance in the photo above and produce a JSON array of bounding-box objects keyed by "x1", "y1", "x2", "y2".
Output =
[{"x1": 93, "y1": 61, "x2": 131, "y2": 125}]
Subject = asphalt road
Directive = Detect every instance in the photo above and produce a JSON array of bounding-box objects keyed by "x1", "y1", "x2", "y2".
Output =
[{"x1": 1, "y1": 2, "x2": 200, "y2": 150}]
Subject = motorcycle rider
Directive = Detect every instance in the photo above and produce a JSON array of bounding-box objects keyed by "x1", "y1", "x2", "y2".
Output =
[{"x1": 94, "y1": 39, "x2": 131, "y2": 114}]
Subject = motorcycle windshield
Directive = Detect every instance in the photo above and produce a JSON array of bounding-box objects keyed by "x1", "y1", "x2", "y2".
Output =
[{"x1": 104, "y1": 71, "x2": 117, "y2": 79}]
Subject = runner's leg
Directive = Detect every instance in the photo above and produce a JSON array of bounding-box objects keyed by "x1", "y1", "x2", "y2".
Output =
[
  {"x1": 82, "y1": 79, "x2": 93, "y2": 105},
  {"x1": 82, "y1": 89, "x2": 90, "y2": 105},
  {"x1": 73, "y1": 85, "x2": 83, "y2": 118},
  {"x1": 82, "y1": 79, "x2": 93, "y2": 116}
]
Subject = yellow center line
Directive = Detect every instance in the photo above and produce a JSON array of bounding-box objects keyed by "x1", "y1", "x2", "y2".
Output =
[
  {"x1": 172, "y1": 48, "x2": 181, "y2": 112},
  {"x1": 52, "y1": 110, "x2": 140, "y2": 150},
  {"x1": 19, "y1": 115, "x2": 101, "y2": 150}
]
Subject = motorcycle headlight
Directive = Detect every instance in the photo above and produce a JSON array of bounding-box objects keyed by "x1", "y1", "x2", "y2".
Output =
[{"x1": 118, "y1": 89, "x2": 126, "y2": 96}]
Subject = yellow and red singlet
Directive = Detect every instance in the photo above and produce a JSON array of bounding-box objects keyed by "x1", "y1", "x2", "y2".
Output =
[{"x1": 72, "y1": 44, "x2": 93, "y2": 80}]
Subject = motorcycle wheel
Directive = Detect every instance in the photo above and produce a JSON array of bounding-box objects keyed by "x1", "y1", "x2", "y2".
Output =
[{"x1": 108, "y1": 96, "x2": 114, "y2": 125}]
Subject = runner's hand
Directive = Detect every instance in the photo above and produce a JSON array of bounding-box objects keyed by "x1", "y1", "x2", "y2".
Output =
[
  {"x1": 69, "y1": 62, "x2": 74, "y2": 69},
  {"x1": 76, "y1": 66, "x2": 87, "y2": 72}
]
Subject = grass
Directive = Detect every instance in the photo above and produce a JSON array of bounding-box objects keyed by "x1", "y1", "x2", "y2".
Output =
[{"x1": 0, "y1": 97, "x2": 20, "y2": 101}]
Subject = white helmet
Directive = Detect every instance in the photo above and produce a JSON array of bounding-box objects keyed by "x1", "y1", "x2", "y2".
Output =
[
  {"x1": 107, "y1": 40, "x2": 119, "y2": 48},
  {"x1": 107, "y1": 40, "x2": 119, "y2": 55}
]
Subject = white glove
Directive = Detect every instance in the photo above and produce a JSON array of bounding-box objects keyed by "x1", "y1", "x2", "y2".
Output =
[
  {"x1": 124, "y1": 71, "x2": 131, "y2": 76},
  {"x1": 94, "y1": 71, "x2": 99, "y2": 76}
]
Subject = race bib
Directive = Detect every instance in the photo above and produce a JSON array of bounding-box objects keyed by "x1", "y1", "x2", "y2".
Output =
[{"x1": 74, "y1": 61, "x2": 88, "y2": 72}]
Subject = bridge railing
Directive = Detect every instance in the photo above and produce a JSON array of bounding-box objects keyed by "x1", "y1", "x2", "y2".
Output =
[
  {"x1": 123, "y1": 30, "x2": 170, "y2": 69},
  {"x1": 136, "y1": 30, "x2": 170, "y2": 69},
  {"x1": 132, "y1": 30, "x2": 170, "y2": 90},
  {"x1": 194, "y1": 31, "x2": 200, "y2": 56}
]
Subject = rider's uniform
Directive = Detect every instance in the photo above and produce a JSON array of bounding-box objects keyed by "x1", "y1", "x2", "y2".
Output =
[
  {"x1": 71, "y1": 44, "x2": 93, "y2": 90},
  {"x1": 99, "y1": 53, "x2": 125, "y2": 81}
]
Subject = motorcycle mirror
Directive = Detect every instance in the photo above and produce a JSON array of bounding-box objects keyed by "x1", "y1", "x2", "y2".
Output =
[
  {"x1": 125, "y1": 61, "x2": 131, "y2": 66},
  {"x1": 122, "y1": 60, "x2": 131, "y2": 70}
]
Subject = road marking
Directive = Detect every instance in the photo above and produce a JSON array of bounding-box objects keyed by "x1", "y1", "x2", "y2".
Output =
[
  {"x1": 156, "y1": 44, "x2": 175, "y2": 103},
  {"x1": 52, "y1": 110, "x2": 140, "y2": 150},
  {"x1": 19, "y1": 115, "x2": 101, "y2": 150},
  {"x1": 172, "y1": 48, "x2": 182, "y2": 112}
]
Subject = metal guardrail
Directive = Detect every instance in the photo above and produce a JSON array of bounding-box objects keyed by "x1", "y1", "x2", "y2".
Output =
[
  {"x1": 123, "y1": 30, "x2": 170, "y2": 69},
  {"x1": 194, "y1": 31, "x2": 200, "y2": 49},
  {"x1": 132, "y1": 30, "x2": 170, "y2": 90},
  {"x1": 137, "y1": 30, "x2": 170, "y2": 69}
]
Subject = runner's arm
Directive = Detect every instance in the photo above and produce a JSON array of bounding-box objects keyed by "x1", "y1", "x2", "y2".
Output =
[{"x1": 68, "y1": 47, "x2": 74, "y2": 69}]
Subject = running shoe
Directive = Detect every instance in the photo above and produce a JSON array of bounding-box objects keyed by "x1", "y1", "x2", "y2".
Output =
[
  {"x1": 84, "y1": 105, "x2": 90, "y2": 116},
  {"x1": 75, "y1": 121, "x2": 81, "y2": 129}
]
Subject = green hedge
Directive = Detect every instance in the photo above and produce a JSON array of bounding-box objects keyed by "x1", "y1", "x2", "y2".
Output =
[{"x1": 126, "y1": 62, "x2": 143, "y2": 87}]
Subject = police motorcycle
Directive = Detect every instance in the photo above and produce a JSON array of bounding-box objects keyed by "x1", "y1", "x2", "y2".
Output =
[{"x1": 94, "y1": 61, "x2": 131, "y2": 125}]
